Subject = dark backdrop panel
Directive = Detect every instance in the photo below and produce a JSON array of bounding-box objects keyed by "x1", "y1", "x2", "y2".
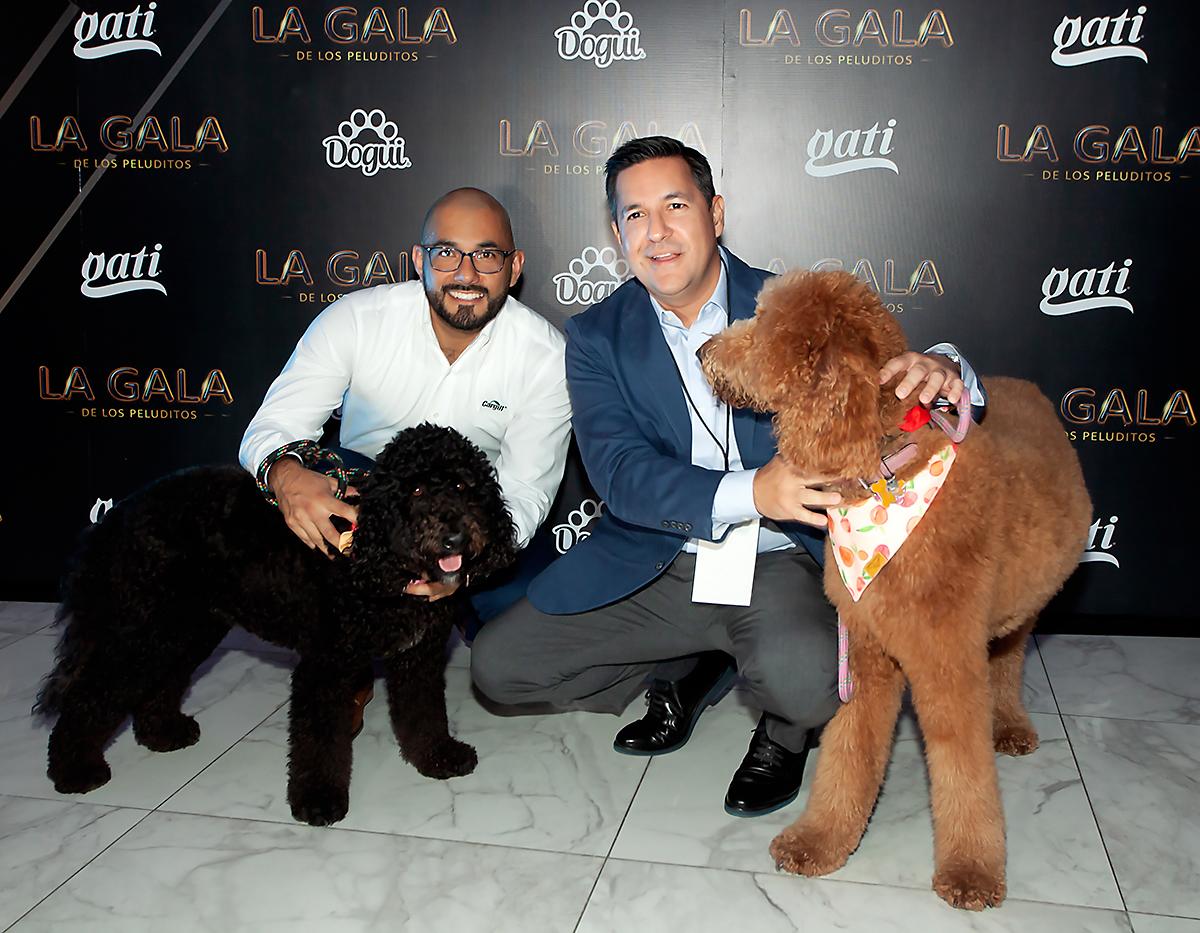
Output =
[{"x1": 0, "y1": 1, "x2": 1193, "y2": 624}]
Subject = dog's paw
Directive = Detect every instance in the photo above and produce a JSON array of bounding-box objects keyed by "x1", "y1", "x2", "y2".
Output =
[
  {"x1": 932, "y1": 864, "x2": 1006, "y2": 911},
  {"x1": 994, "y1": 726, "x2": 1039, "y2": 757},
  {"x1": 134, "y1": 713, "x2": 201, "y2": 753},
  {"x1": 49, "y1": 758, "x2": 111, "y2": 795},
  {"x1": 407, "y1": 738, "x2": 478, "y2": 780},
  {"x1": 288, "y1": 782, "x2": 350, "y2": 826},
  {"x1": 769, "y1": 825, "x2": 850, "y2": 877}
]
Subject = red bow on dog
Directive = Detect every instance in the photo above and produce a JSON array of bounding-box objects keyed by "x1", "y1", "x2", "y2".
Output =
[{"x1": 898, "y1": 405, "x2": 932, "y2": 433}]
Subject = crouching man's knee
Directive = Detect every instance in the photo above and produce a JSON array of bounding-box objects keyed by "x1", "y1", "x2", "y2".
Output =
[
  {"x1": 741, "y1": 645, "x2": 841, "y2": 732},
  {"x1": 468, "y1": 623, "x2": 522, "y2": 705}
]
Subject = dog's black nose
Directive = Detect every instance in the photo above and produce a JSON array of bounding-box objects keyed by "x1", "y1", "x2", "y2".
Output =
[{"x1": 441, "y1": 532, "x2": 465, "y2": 553}]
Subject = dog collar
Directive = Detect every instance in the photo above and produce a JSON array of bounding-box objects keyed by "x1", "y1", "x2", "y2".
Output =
[{"x1": 829, "y1": 444, "x2": 957, "y2": 602}]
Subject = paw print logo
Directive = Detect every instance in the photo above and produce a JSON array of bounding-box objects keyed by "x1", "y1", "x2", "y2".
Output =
[
  {"x1": 555, "y1": 0, "x2": 646, "y2": 68},
  {"x1": 553, "y1": 246, "x2": 631, "y2": 305},
  {"x1": 553, "y1": 498, "x2": 605, "y2": 554},
  {"x1": 338, "y1": 109, "x2": 398, "y2": 144},
  {"x1": 571, "y1": 0, "x2": 634, "y2": 34},
  {"x1": 323, "y1": 108, "x2": 412, "y2": 177}
]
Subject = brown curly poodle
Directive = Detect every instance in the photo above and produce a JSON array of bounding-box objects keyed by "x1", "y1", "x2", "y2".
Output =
[
  {"x1": 700, "y1": 270, "x2": 1091, "y2": 910},
  {"x1": 36, "y1": 424, "x2": 516, "y2": 826}
]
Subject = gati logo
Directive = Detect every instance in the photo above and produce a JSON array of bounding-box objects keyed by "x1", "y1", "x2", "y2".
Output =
[
  {"x1": 81, "y1": 243, "x2": 165, "y2": 299},
  {"x1": 739, "y1": 7, "x2": 953, "y2": 66},
  {"x1": 555, "y1": 0, "x2": 645, "y2": 68},
  {"x1": 1061, "y1": 386, "x2": 1194, "y2": 444},
  {"x1": 1041, "y1": 259, "x2": 1132, "y2": 317},
  {"x1": 29, "y1": 114, "x2": 228, "y2": 172},
  {"x1": 74, "y1": 3, "x2": 161, "y2": 59},
  {"x1": 553, "y1": 498, "x2": 605, "y2": 554},
  {"x1": 255, "y1": 246, "x2": 412, "y2": 306},
  {"x1": 251, "y1": 5, "x2": 457, "y2": 63},
  {"x1": 805, "y1": 119, "x2": 899, "y2": 177},
  {"x1": 1080, "y1": 514, "x2": 1120, "y2": 567},
  {"x1": 500, "y1": 118, "x2": 705, "y2": 176},
  {"x1": 996, "y1": 122, "x2": 1197, "y2": 184},
  {"x1": 554, "y1": 247, "x2": 629, "y2": 305},
  {"x1": 324, "y1": 108, "x2": 411, "y2": 176},
  {"x1": 39, "y1": 365, "x2": 234, "y2": 423},
  {"x1": 768, "y1": 256, "x2": 942, "y2": 315},
  {"x1": 89, "y1": 497, "x2": 115, "y2": 524},
  {"x1": 1052, "y1": 6, "x2": 1147, "y2": 67}
]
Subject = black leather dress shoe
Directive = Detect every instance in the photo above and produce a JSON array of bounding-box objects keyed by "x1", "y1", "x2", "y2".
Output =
[
  {"x1": 613, "y1": 652, "x2": 736, "y2": 756},
  {"x1": 724, "y1": 720, "x2": 817, "y2": 817}
]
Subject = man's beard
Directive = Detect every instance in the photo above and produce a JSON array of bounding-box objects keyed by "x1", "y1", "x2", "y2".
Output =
[{"x1": 427, "y1": 284, "x2": 506, "y2": 332}]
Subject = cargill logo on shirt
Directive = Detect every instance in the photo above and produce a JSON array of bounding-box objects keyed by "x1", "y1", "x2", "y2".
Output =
[
  {"x1": 555, "y1": 0, "x2": 646, "y2": 68},
  {"x1": 74, "y1": 3, "x2": 161, "y2": 59},
  {"x1": 481, "y1": 400, "x2": 506, "y2": 412}
]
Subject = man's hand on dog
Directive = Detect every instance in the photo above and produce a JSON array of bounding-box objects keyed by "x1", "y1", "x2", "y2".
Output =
[
  {"x1": 269, "y1": 458, "x2": 359, "y2": 558},
  {"x1": 879, "y1": 352, "x2": 964, "y2": 406},
  {"x1": 404, "y1": 579, "x2": 460, "y2": 602},
  {"x1": 753, "y1": 457, "x2": 842, "y2": 527}
]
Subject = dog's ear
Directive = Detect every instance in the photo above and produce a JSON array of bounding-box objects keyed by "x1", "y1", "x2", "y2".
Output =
[
  {"x1": 472, "y1": 469, "x2": 518, "y2": 580},
  {"x1": 346, "y1": 466, "x2": 411, "y2": 590},
  {"x1": 699, "y1": 317, "x2": 771, "y2": 411},
  {"x1": 773, "y1": 350, "x2": 884, "y2": 479}
]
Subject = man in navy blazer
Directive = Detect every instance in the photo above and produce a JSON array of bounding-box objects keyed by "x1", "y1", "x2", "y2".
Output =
[{"x1": 472, "y1": 137, "x2": 984, "y2": 816}]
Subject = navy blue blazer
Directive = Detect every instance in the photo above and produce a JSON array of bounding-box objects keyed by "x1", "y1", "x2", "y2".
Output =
[{"x1": 528, "y1": 249, "x2": 825, "y2": 615}]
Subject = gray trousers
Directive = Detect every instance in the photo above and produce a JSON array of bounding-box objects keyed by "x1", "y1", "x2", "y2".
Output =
[{"x1": 470, "y1": 549, "x2": 840, "y2": 752}]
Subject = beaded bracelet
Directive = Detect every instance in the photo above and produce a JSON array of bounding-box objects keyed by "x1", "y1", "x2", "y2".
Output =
[{"x1": 255, "y1": 440, "x2": 370, "y2": 507}]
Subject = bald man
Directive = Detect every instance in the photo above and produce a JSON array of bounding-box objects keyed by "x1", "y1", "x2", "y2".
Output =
[{"x1": 240, "y1": 186, "x2": 571, "y2": 611}]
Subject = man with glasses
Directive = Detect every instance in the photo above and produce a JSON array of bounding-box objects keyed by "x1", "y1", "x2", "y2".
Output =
[{"x1": 240, "y1": 188, "x2": 570, "y2": 729}]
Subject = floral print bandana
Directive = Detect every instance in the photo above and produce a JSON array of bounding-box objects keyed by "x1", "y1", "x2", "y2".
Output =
[{"x1": 827, "y1": 444, "x2": 958, "y2": 603}]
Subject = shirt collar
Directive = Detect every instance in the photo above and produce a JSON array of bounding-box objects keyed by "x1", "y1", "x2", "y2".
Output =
[{"x1": 649, "y1": 246, "x2": 729, "y2": 335}]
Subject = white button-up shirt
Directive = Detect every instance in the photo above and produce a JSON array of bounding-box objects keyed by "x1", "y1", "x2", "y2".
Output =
[{"x1": 239, "y1": 280, "x2": 571, "y2": 549}]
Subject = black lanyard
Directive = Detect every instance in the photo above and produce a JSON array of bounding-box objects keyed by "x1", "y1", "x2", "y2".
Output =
[
  {"x1": 664, "y1": 257, "x2": 731, "y2": 471},
  {"x1": 671, "y1": 362, "x2": 731, "y2": 470}
]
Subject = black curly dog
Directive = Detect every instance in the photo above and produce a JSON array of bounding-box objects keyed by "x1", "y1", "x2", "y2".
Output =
[{"x1": 36, "y1": 424, "x2": 516, "y2": 825}]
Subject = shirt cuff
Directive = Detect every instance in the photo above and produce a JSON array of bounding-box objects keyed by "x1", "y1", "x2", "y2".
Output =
[
  {"x1": 712, "y1": 468, "x2": 760, "y2": 536},
  {"x1": 924, "y1": 342, "x2": 987, "y2": 412}
]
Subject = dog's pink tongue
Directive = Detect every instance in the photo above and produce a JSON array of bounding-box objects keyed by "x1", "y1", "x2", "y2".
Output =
[{"x1": 438, "y1": 554, "x2": 463, "y2": 573}]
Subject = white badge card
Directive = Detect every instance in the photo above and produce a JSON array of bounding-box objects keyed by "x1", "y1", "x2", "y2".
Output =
[{"x1": 692, "y1": 518, "x2": 760, "y2": 606}]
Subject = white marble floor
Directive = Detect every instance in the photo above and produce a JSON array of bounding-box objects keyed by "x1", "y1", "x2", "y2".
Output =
[{"x1": 1, "y1": 600, "x2": 1197, "y2": 933}]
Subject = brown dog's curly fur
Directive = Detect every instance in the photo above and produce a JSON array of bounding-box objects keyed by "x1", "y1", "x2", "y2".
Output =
[{"x1": 701, "y1": 270, "x2": 1091, "y2": 910}]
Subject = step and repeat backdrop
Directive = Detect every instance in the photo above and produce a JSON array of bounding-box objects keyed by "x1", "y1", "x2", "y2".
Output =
[{"x1": 0, "y1": 1, "x2": 1193, "y2": 624}]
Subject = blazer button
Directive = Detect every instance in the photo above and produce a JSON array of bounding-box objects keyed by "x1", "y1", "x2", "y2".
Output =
[
  {"x1": 683, "y1": 523, "x2": 692, "y2": 532},
  {"x1": 655, "y1": 562, "x2": 664, "y2": 570},
  {"x1": 661, "y1": 521, "x2": 670, "y2": 528}
]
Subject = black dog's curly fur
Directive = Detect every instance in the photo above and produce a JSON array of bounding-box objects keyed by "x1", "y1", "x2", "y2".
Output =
[{"x1": 36, "y1": 424, "x2": 516, "y2": 825}]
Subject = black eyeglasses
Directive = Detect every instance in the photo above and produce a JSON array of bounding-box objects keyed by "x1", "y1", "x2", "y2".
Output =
[{"x1": 420, "y1": 244, "x2": 517, "y2": 275}]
